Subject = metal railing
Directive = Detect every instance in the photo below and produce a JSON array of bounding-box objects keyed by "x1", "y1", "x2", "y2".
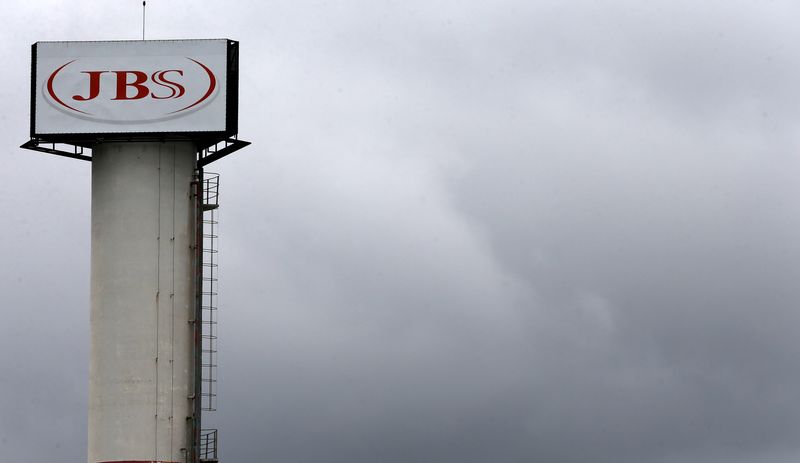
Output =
[
  {"x1": 196, "y1": 136, "x2": 251, "y2": 167},
  {"x1": 200, "y1": 428, "x2": 218, "y2": 461}
]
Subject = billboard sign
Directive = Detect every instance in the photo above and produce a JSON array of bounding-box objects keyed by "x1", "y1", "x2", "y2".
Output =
[{"x1": 31, "y1": 39, "x2": 238, "y2": 140}]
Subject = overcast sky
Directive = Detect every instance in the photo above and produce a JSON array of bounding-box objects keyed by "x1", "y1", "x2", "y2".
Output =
[{"x1": 3, "y1": 1, "x2": 800, "y2": 462}]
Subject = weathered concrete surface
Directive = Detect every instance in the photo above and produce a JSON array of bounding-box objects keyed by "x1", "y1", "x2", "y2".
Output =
[{"x1": 89, "y1": 142, "x2": 196, "y2": 463}]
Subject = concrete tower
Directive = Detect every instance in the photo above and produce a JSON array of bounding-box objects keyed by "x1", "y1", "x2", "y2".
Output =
[
  {"x1": 90, "y1": 142, "x2": 197, "y2": 463},
  {"x1": 22, "y1": 39, "x2": 249, "y2": 463}
]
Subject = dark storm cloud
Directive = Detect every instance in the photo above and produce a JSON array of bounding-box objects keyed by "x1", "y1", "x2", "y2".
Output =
[{"x1": 3, "y1": 1, "x2": 800, "y2": 463}]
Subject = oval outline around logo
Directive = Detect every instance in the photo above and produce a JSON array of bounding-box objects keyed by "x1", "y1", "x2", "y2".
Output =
[{"x1": 44, "y1": 57, "x2": 218, "y2": 124}]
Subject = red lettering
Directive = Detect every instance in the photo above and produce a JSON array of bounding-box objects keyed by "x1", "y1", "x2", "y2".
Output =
[
  {"x1": 150, "y1": 70, "x2": 185, "y2": 99},
  {"x1": 112, "y1": 71, "x2": 150, "y2": 100},
  {"x1": 48, "y1": 58, "x2": 209, "y2": 116},
  {"x1": 72, "y1": 71, "x2": 108, "y2": 101}
]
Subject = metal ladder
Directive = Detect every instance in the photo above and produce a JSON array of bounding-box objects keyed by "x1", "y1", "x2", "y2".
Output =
[
  {"x1": 200, "y1": 173, "x2": 220, "y2": 462},
  {"x1": 201, "y1": 172, "x2": 220, "y2": 412}
]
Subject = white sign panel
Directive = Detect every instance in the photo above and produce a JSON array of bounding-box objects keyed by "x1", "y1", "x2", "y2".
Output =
[{"x1": 33, "y1": 39, "x2": 234, "y2": 136}]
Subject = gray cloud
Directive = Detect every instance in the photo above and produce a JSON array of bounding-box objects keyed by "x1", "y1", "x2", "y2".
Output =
[{"x1": 2, "y1": 1, "x2": 800, "y2": 462}]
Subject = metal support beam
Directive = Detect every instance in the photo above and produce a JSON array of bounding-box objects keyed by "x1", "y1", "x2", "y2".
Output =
[
  {"x1": 197, "y1": 138, "x2": 251, "y2": 167},
  {"x1": 20, "y1": 139, "x2": 92, "y2": 161}
]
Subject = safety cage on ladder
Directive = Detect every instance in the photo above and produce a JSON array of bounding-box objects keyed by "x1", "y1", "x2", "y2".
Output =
[
  {"x1": 199, "y1": 172, "x2": 221, "y2": 462},
  {"x1": 201, "y1": 172, "x2": 220, "y2": 413}
]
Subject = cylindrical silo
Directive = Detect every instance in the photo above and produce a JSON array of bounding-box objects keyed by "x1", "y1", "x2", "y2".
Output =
[{"x1": 89, "y1": 141, "x2": 198, "y2": 463}]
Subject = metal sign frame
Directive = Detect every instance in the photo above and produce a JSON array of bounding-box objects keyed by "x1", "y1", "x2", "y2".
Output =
[{"x1": 29, "y1": 39, "x2": 240, "y2": 144}]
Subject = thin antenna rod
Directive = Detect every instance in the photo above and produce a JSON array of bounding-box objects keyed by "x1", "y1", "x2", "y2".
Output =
[{"x1": 142, "y1": 1, "x2": 146, "y2": 40}]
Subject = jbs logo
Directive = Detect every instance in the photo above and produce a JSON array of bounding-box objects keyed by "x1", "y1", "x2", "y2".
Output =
[
  {"x1": 44, "y1": 57, "x2": 218, "y2": 122},
  {"x1": 72, "y1": 69, "x2": 186, "y2": 101}
]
